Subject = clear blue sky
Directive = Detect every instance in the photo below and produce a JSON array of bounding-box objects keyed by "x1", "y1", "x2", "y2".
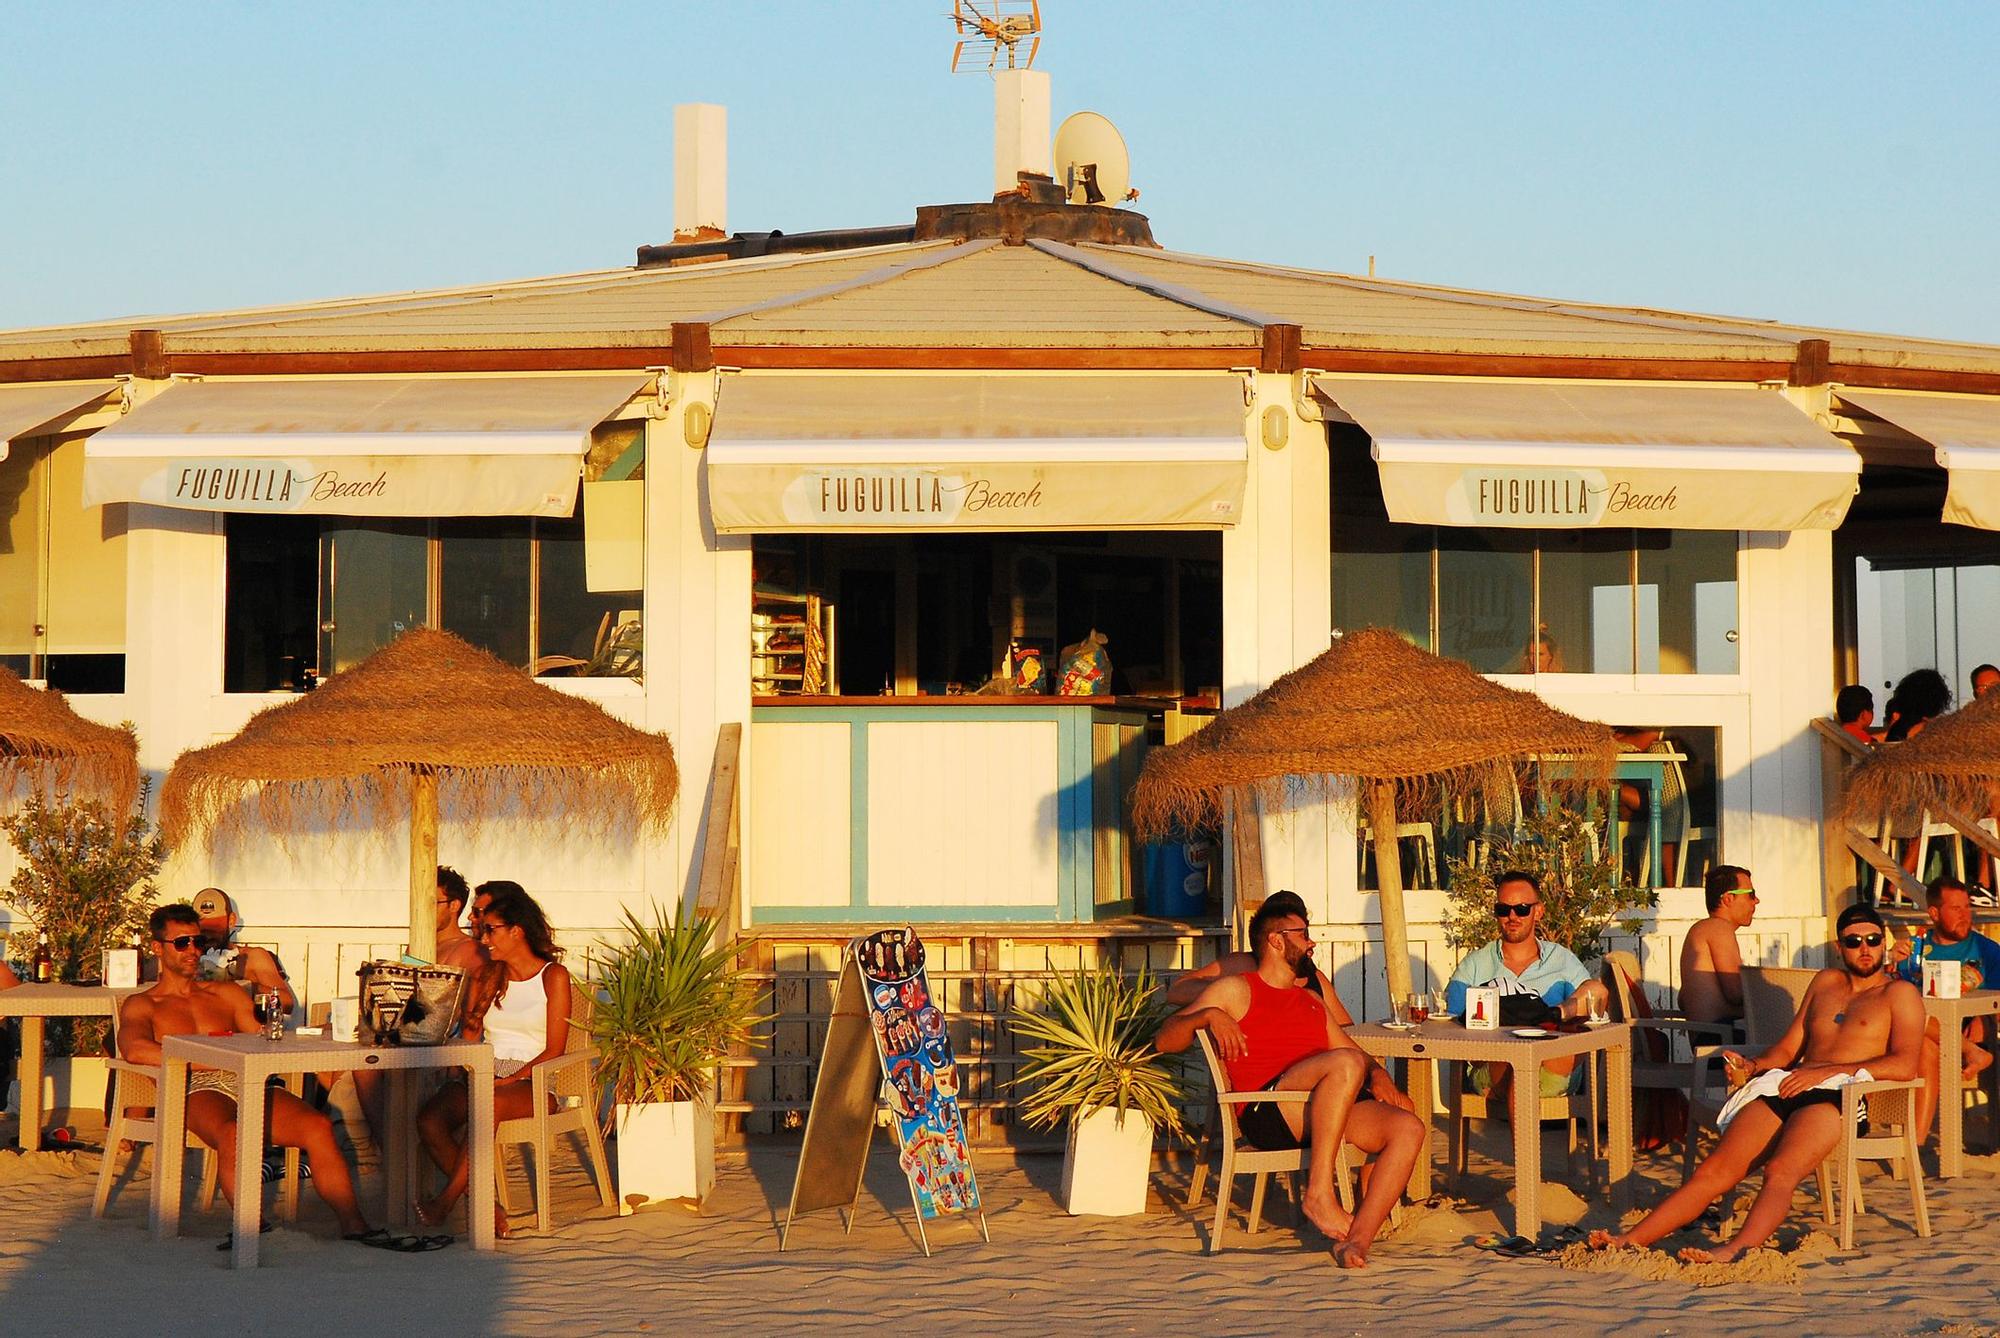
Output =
[{"x1": 4, "y1": 2, "x2": 1996, "y2": 342}]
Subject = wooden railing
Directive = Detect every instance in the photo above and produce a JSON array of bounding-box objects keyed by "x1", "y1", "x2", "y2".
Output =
[{"x1": 1814, "y1": 717, "x2": 2000, "y2": 933}]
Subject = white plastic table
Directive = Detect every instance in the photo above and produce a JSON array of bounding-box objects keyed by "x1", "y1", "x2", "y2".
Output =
[
  {"x1": 1923, "y1": 989, "x2": 2000, "y2": 1178},
  {"x1": 1350, "y1": 1019, "x2": 1633, "y2": 1241},
  {"x1": 0, "y1": 983, "x2": 141, "y2": 1149},
  {"x1": 152, "y1": 1032, "x2": 495, "y2": 1268}
]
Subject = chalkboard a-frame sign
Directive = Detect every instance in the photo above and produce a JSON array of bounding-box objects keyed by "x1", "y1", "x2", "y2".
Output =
[{"x1": 780, "y1": 926, "x2": 989, "y2": 1256}]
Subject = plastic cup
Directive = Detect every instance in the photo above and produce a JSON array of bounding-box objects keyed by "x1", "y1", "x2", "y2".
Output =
[{"x1": 329, "y1": 997, "x2": 359, "y2": 1043}]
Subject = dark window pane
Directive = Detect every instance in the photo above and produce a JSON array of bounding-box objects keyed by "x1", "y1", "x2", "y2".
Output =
[
  {"x1": 440, "y1": 520, "x2": 532, "y2": 667},
  {"x1": 322, "y1": 522, "x2": 428, "y2": 674},
  {"x1": 1331, "y1": 517, "x2": 1431, "y2": 648},
  {"x1": 225, "y1": 515, "x2": 318, "y2": 692},
  {"x1": 1437, "y1": 531, "x2": 1533, "y2": 672},
  {"x1": 537, "y1": 509, "x2": 641, "y2": 677},
  {"x1": 1537, "y1": 529, "x2": 1634, "y2": 674}
]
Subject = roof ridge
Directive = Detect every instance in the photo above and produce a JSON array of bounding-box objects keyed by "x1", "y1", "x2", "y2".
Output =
[
  {"x1": 703, "y1": 240, "x2": 991, "y2": 326},
  {"x1": 1028, "y1": 240, "x2": 1274, "y2": 327},
  {"x1": 1087, "y1": 245, "x2": 1802, "y2": 347}
]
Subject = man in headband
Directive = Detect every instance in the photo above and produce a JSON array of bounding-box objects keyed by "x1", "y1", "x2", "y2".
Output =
[{"x1": 1591, "y1": 903, "x2": 1922, "y2": 1262}]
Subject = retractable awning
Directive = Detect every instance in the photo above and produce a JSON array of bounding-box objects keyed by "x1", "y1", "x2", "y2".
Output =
[
  {"x1": 1311, "y1": 377, "x2": 1860, "y2": 531},
  {"x1": 81, "y1": 374, "x2": 652, "y2": 517},
  {"x1": 1835, "y1": 389, "x2": 2000, "y2": 531},
  {"x1": 705, "y1": 374, "x2": 1248, "y2": 533},
  {"x1": 0, "y1": 381, "x2": 120, "y2": 461}
]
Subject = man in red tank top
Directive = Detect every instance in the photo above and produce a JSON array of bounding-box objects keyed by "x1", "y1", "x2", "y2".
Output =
[{"x1": 1158, "y1": 900, "x2": 1426, "y2": 1269}]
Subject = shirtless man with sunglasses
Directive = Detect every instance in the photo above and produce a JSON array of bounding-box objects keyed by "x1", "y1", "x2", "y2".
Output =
[{"x1": 1591, "y1": 902, "x2": 1923, "y2": 1263}]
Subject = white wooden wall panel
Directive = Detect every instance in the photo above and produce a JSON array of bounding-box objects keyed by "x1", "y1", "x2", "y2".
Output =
[
  {"x1": 866, "y1": 720, "x2": 1058, "y2": 907},
  {"x1": 747, "y1": 722, "x2": 851, "y2": 907}
]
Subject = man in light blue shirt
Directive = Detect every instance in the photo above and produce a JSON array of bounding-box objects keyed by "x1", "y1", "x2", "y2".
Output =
[
  {"x1": 1889, "y1": 875, "x2": 2000, "y2": 1139},
  {"x1": 1447, "y1": 870, "x2": 1610, "y2": 1097}
]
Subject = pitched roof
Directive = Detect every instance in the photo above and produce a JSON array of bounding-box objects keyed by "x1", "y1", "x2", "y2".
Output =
[{"x1": 5, "y1": 222, "x2": 1999, "y2": 384}]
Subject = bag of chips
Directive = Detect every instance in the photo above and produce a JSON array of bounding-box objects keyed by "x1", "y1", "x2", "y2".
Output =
[{"x1": 1056, "y1": 629, "x2": 1111, "y2": 696}]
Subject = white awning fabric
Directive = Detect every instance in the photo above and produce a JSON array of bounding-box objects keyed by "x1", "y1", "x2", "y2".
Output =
[
  {"x1": 705, "y1": 374, "x2": 1247, "y2": 533},
  {"x1": 1312, "y1": 377, "x2": 1860, "y2": 531},
  {"x1": 0, "y1": 381, "x2": 119, "y2": 461},
  {"x1": 81, "y1": 374, "x2": 652, "y2": 517},
  {"x1": 1836, "y1": 389, "x2": 2000, "y2": 531}
]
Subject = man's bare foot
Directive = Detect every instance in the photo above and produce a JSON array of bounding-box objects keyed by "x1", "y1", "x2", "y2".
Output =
[
  {"x1": 1586, "y1": 1229, "x2": 1634, "y2": 1251},
  {"x1": 1301, "y1": 1189, "x2": 1354, "y2": 1241},
  {"x1": 1331, "y1": 1238, "x2": 1370, "y2": 1269},
  {"x1": 1676, "y1": 1243, "x2": 1744, "y2": 1265}
]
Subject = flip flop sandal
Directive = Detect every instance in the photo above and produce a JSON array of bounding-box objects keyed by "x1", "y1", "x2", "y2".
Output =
[
  {"x1": 1473, "y1": 1233, "x2": 1533, "y2": 1254},
  {"x1": 395, "y1": 1234, "x2": 455, "y2": 1253},
  {"x1": 216, "y1": 1221, "x2": 275, "y2": 1250}
]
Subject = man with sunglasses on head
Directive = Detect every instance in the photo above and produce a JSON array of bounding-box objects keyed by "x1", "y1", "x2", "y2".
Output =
[
  {"x1": 1888, "y1": 875, "x2": 2000, "y2": 1141},
  {"x1": 1592, "y1": 903, "x2": 1923, "y2": 1263},
  {"x1": 117, "y1": 904, "x2": 421, "y2": 1251},
  {"x1": 1679, "y1": 865, "x2": 1757, "y2": 1026},
  {"x1": 1446, "y1": 871, "x2": 1611, "y2": 1101},
  {"x1": 1157, "y1": 898, "x2": 1426, "y2": 1269}
]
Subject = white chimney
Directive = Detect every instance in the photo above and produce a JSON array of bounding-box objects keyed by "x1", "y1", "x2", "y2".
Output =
[
  {"x1": 673, "y1": 103, "x2": 727, "y2": 241},
  {"x1": 992, "y1": 70, "x2": 1050, "y2": 196}
]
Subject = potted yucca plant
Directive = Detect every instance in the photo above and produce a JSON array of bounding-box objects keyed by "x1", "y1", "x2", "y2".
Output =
[
  {"x1": 1009, "y1": 963, "x2": 1184, "y2": 1216},
  {"x1": 589, "y1": 905, "x2": 759, "y2": 1209}
]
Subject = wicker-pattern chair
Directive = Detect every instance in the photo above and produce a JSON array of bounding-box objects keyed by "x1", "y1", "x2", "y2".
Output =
[
  {"x1": 493, "y1": 979, "x2": 614, "y2": 1234},
  {"x1": 1185, "y1": 1031, "x2": 1355, "y2": 1253},
  {"x1": 93, "y1": 1058, "x2": 227, "y2": 1219}
]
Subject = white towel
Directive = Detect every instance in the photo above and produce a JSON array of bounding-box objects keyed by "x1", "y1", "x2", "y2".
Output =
[{"x1": 1716, "y1": 1065, "x2": 1873, "y2": 1130}]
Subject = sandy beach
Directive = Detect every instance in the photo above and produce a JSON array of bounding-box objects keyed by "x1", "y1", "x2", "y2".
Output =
[{"x1": 0, "y1": 1107, "x2": 1993, "y2": 1338}]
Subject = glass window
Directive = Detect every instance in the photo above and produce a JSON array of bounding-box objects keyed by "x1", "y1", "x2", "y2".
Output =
[
  {"x1": 1437, "y1": 531, "x2": 1533, "y2": 673},
  {"x1": 537, "y1": 508, "x2": 642, "y2": 675},
  {"x1": 0, "y1": 435, "x2": 126, "y2": 691},
  {"x1": 1538, "y1": 530, "x2": 1635, "y2": 675},
  {"x1": 223, "y1": 515, "x2": 318, "y2": 693},
  {"x1": 1330, "y1": 514, "x2": 1431, "y2": 649},
  {"x1": 320, "y1": 522, "x2": 429, "y2": 676},
  {"x1": 440, "y1": 520, "x2": 532, "y2": 667},
  {"x1": 1640, "y1": 531, "x2": 1738, "y2": 674}
]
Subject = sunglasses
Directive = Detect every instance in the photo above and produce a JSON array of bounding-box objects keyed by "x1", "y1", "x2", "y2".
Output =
[
  {"x1": 156, "y1": 934, "x2": 201, "y2": 950},
  {"x1": 1493, "y1": 903, "x2": 1537, "y2": 918},
  {"x1": 1722, "y1": 888, "x2": 1760, "y2": 900},
  {"x1": 1840, "y1": 933, "x2": 1884, "y2": 949}
]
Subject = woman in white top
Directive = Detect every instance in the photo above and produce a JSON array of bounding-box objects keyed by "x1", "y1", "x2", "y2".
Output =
[{"x1": 416, "y1": 883, "x2": 571, "y2": 1237}]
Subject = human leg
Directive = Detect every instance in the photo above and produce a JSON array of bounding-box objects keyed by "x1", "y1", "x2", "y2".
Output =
[
  {"x1": 417, "y1": 1078, "x2": 469, "y2": 1175},
  {"x1": 1679, "y1": 1102, "x2": 1842, "y2": 1263},
  {"x1": 1269, "y1": 1048, "x2": 1369, "y2": 1240},
  {"x1": 419, "y1": 1079, "x2": 536, "y2": 1227},
  {"x1": 185, "y1": 1091, "x2": 242, "y2": 1204},
  {"x1": 267, "y1": 1088, "x2": 368, "y2": 1236},
  {"x1": 1591, "y1": 1101, "x2": 1781, "y2": 1250},
  {"x1": 1329, "y1": 1099, "x2": 1426, "y2": 1268},
  {"x1": 1915, "y1": 1020, "x2": 1942, "y2": 1142}
]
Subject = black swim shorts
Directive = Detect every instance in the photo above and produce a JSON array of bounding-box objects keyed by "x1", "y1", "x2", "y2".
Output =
[
  {"x1": 1757, "y1": 1087, "x2": 1869, "y2": 1137},
  {"x1": 1236, "y1": 1075, "x2": 1375, "y2": 1151}
]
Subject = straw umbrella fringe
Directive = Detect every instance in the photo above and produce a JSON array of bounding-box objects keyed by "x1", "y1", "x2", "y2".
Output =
[
  {"x1": 161, "y1": 628, "x2": 677, "y2": 960},
  {"x1": 1841, "y1": 690, "x2": 2000, "y2": 827},
  {"x1": 0, "y1": 665, "x2": 141, "y2": 816},
  {"x1": 1130, "y1": 628, "x2": 1618, "y2": 1002}
]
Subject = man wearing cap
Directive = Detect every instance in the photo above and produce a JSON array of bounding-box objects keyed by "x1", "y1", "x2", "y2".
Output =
[
  {"x1": 194, "y1": 889, "x2": 295, "y2": 1015},
  {"x1": 1165, "y1": 891, "x2": 1412, "y2": 1112},
  {"x1": 1678, "y1": 865, "x2": 1757, "y2": 1025},
  {"x1": 1591, "y1": 903, "x2": 1923, "y2": 1263}
]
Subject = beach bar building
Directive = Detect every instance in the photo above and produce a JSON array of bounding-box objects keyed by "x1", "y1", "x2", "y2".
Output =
[{"x1": 7, "y1": 111, "x2": 2000, "y2": 1132}]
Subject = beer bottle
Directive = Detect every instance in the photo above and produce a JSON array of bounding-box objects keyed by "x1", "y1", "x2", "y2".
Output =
[{"x1": 32, "y1": 931, "x2": 53, "y2": 984}]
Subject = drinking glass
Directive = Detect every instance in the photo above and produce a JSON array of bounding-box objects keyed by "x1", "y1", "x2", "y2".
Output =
[
  {"x1": 1588, "y1": 992, "x2": 1610, "y2": 1026},
  {"x1": 1389, "y1": 995, "x2": 1410, "y2": 1027},
  {"x1": 1406, "y1": 993, "x2": 1430, "y2": 1024},
  {"x1": 1432, "y1": 989, "x2": 1451, "y2": 1020}
]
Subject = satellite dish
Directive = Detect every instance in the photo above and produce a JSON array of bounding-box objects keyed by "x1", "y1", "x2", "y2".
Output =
[{"x1": 1053, "y1": 111, "x2": 1130, "y2": 207}]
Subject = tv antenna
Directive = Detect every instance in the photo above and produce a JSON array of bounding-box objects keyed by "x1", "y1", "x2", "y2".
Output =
[
  {"x1": 950, "y1": 0, "x2": 1041, "y2": 72},
  {"x1": 1053, "y1": 111, "x2": 1134, "y2": 205}
]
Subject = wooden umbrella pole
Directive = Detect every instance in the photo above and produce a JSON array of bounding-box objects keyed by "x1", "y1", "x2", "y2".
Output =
[
  {"x1": 1370, "y1": 780, "x2": 1414, "y2": 1004},
  {"x1": 409, "y1": 769, "x2": 440, "y2": 963},
  {"x1": 1227, "y1": 787, "x2": 1267, "y2": 953}
]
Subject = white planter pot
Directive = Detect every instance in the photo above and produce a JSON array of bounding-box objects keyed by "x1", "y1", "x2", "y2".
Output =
[
  {"x1": 43, "y1": 1056, "x2": 110, "y2": 1116},
  {"x1": 614, "y1": 1097, "x2": 714, "y2": 1212},
  {"x1": 1059, "y1": 1107, "x2": 1154, "y2": 1216}
]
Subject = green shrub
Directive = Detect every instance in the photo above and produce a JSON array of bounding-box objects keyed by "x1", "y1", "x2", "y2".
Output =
[
  {"x1": 588, "y1": 905, "x2": 761, "y2": 1105},
  {"x1": 1442, "y1": 805, "x2": 1654, "y2": 964},
  {"x1": 1008, "y1": 963, "x2": 1185, "y2": 1139}
]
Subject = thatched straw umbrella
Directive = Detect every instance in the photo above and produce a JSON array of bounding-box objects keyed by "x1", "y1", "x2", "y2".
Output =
[
  {"x1": 0, "y1": 665, "x2": 140, "y2": 815},
  {"x1": 160, "y1": 627, "x2": 677, "y2": 961},
  {"x1": 1842, "y1": 690, "x2": 2000, "y2": 834},
  {"x1": 1131, "y1": 628, "x2": 1617, "y2": 1002}
]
